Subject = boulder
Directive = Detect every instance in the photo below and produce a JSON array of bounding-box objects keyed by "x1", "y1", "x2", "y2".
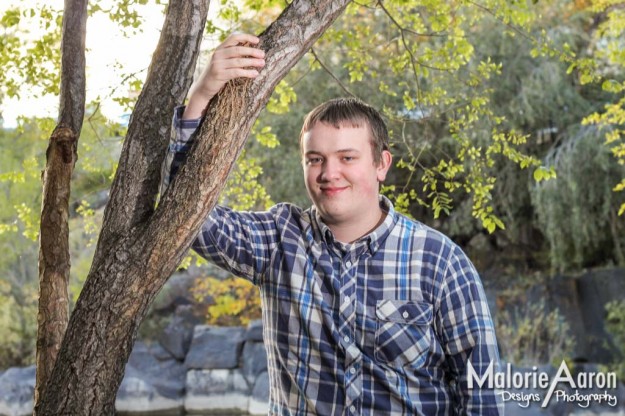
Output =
[
  {"x1": 152, "y1": 272, "x2": 197, "y2": 315},
  {"x1": 245, "y1": 319, "x2": 264, "y2": 342},
  {"x1": 149, "y1": 341, "x2": 177, "y2": 362},
  {"x1": 115, "y1": 341, "x2": 185, "y2": 414},
  {"x1": 184, "y1": 369, "x2": 249, "y2": 413},
  {"x1": 538, "y1": 270, "x2": 625, "y2": 363},
  {"x1": 493, "y1": 268, "x2": 625, "y2": 364},
  {"x1": 575, "y1": 269, "x2": 625, "y2": 362},
  {"x1": 116, "y1": 365, "x2": 183, "y2": 414},
  {"x1": 159, "y1": 313, "x2": 195, "y2": 360},
  {"x1": 0, "y1": 366, "x2": 35, "y2": 416},
  {"x1": 241, "y1": 341, "x2": 268, "y2": 384},
  {"x1": 185, "y1": 326, "x2": 245, "y2": 370},
  {"x1": 249, "y1": 371, "x2": 270, "y2": 415}
]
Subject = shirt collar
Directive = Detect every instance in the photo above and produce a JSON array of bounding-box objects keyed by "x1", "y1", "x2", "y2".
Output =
[{"x1": 311, "y1": 195, "x2": 397, "y2": 255}]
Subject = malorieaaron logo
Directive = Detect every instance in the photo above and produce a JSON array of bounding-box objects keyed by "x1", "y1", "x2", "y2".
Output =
[{"x1": 468, "y1": 360, "x2": 619, "y2": 408}]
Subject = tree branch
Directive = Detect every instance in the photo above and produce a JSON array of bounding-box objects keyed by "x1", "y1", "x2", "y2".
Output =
[
  {"x1": 94, "y1": 0, "x2": 209, "y2": 264},
  {"x1": 310, "y1": 47, "x2": 356, "y2": 97},
  {"x1": 35, "y1": 0, "x2": 87, "y2": 412}
]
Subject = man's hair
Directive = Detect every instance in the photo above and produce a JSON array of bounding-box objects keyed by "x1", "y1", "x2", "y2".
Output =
[{"x1": 299, "y1": 98, "x2": 390, "y2": 165}]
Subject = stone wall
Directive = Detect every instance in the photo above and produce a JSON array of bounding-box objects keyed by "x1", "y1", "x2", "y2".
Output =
[{"x1": 0, "y1": 321, "x2": 269, "y2": 416}]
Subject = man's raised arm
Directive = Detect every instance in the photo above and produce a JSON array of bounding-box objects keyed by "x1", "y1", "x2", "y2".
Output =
[
  {"x1": 160, "y1": 33, "x2": 265, "y2": 195},
  {"x1": 183, "y1": 33, "x2": 266, "y2": 119}
]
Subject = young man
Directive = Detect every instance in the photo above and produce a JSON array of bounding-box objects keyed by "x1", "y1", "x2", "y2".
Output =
[{"x1": 162, "y1": 33, "x2": 502, "y2": 415}]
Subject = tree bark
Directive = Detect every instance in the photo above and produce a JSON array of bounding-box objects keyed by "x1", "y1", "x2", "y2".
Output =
[
  {"x1": 94, "y1": 0, "x2": 208, "y2": 256},
  {"x1": 36, "y1": 0, "x2": 350, "y2": 414},
  {"x1": 36, "y1": 0, "x2": 209, "y2": 413},
  {"x1": 34, "y1": 0, "x2": 87, "y2": 411}
]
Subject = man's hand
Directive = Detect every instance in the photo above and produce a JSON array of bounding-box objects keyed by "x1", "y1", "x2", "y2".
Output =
[{"x1": 183, "y1": 33, "x2": 266, "y2": 119}]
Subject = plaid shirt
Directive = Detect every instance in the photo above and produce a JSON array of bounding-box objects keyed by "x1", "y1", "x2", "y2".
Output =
[{"x1": 162, "y1": 106, "x2": 503, "y2": 415}]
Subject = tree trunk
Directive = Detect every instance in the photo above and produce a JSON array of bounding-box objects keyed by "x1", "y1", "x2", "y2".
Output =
[
  {"x1": 34, "y1": 0, "x2": 87, "y2": 411},
  {"x1": 35, "y1": 0, "x2": 210, "y2": 413},
  {"x1": 36, "y1": 0, "x2": 350, "y2": 414}
]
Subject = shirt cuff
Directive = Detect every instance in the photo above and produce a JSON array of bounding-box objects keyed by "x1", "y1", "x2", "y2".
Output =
[{"x1": 172, "y1": 105, "x2": 202, "y2": 145}]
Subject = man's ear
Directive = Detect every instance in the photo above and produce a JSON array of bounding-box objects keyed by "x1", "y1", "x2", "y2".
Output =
[{"x1": 376, "y1": 150, "x2": 393, "y2": 182}]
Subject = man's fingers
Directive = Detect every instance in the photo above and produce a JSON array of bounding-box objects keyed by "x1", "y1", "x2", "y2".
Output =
[
  {"x1": 223, "y1": 57, "x2": 265, "y2": 70},
  {"x1": 210, "y1": 64, "x2": 262, "y2": 81},
  {"x1": 220, "y1": 33, "x2": 261, "y2": 48},
  {"x1": 231, "y1": 68, "x2": 261, "y2": 79},
  {"x1": 216, "y1": 45, "x2": 265, "y2": 60}
]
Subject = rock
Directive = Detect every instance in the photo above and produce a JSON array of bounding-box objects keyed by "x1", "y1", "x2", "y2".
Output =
[
  {"x1": 241, "y1": 341, "x2": 268, "y2": 384},
  {"x1": 159, "y1": 313, "x2": 195, "y2": 360},
  {"x1": 525, "y1": 270, "x2": 625, "y2": 364},
  {"x1": 0, "y1": 366, "x2": 35, "y2": 416},
  {"x1": 152, "y1": 272, "x2": 197, "y2": 315},
  {"x1": 115, "y1": 341, "x2": 185, "y2": 414},
  {"x1": 184, "y1": 369, "x2": 249, "y2": 413},
  {"x1": 245, "y1": 319, "x2": 264, "y2": 342},
  {"x1": 116, "y1": 365, "x2": 183, "y2": 414},
  {"x1": 575, "y1": 269, "x2": 625, "y2": 362},
  {"x1": 150, "y1": 341, "x2": 176, "y2": 362},
  {"x1": 185, "y1": 326, "x2": 245, "y2": 370},
  {"x1": 249, "y1": 371, "x2": 270, "y2": 415},
  {"x1": 493, "y1": 268, "x2": 625, "y2": 365}
]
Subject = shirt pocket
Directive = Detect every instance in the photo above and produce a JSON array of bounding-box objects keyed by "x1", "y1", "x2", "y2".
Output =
[{"x1": 374, "y1": 300, "x2": 433, "y2": 369}]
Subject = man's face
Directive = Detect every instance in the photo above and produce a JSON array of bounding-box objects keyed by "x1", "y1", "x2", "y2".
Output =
[{"x1": 302, "y1": 121, "x2": 391, "y2": 229}]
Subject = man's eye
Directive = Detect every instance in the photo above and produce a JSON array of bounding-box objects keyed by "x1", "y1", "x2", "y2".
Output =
[
  {"x1": 342, "y1": 156, "x2": 354, "y2": 161},
  {"x1": 307, "y1": 158, "x2": 322, "y2": 164}
]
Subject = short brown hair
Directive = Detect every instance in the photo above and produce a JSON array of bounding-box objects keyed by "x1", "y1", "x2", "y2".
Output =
[{"x1": 299, "y1": 98, "x2": 390, "y2": 165}]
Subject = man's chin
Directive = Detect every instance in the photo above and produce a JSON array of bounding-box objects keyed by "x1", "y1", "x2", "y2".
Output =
[{"x1": 317, "y1": 209, "x2": 349, "y2": 226}]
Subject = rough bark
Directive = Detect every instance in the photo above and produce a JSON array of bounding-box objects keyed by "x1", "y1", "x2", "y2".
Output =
[
  {"x1": 93, "y1": 0, "x2": 208, "y2": 260},
  {"x1": 36, "y1": 0, "x2": 209, "y2": 414},
  {"x1": 34, "y1": 0, "x2": 87, "y2": 411},
  {"x1": 37, "y1": 0, "x2": 351, "y2": 414}
]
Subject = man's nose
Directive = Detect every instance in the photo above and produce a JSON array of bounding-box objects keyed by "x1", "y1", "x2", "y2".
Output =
[{"x1": 319, "y1": 159, "x2": 340, "y2": 181}]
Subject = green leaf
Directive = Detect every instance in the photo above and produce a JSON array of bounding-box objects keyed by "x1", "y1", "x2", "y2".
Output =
[{"x1": 533, "y1": 166, "x2": 556, "y2": 182}]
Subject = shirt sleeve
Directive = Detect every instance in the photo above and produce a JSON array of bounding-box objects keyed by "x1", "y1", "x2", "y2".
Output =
[
  {"x1": 193, "y1": 205, "x2": 281, "y2": 284},
  {"x1": 437, "y1": 244, "x2": 503, "y2": 415},
  {"x1": 159, "y1": 105, "x2": 202, "y2": 198}
]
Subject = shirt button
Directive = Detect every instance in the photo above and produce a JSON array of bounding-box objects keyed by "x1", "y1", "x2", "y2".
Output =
[
  {"x1": 343, "y1": 297, "x2": 350, "y2": 304},
  {"x1": 350, "y1": 405, "x2": 356, "y2": 412},
  {"x1": 345, "y1": 261, "x2": 352, "y2": 268},
  {"x1": 402, "y1": 311, "x2": 409, "y2": 319},
  {"x1": 350, "y1": 367, "x2": 356, "y2": 374},
  {"x1": 343, "y1": 335, "x2": 350, "y2": 343}
]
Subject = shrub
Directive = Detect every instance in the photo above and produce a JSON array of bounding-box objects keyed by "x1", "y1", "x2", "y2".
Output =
[
  {"x1": 191, "y1": 276, "x2": 262, "y2": 327},
  {"x1": 496, "y1": 299, "x2": 574, "y2": 367},
  {"x1": 604, "y1": 300, "x2": 625, "y2": 381}
]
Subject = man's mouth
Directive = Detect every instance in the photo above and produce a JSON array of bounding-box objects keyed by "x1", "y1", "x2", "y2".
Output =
[{"x1": 320, "y1": 186, "x2": 348, "y2": 196}]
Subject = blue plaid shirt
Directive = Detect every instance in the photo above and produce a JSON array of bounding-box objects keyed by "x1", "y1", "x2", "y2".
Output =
[{"x1": 162, "y1": 106, "x2": 503, "y2": 415}]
